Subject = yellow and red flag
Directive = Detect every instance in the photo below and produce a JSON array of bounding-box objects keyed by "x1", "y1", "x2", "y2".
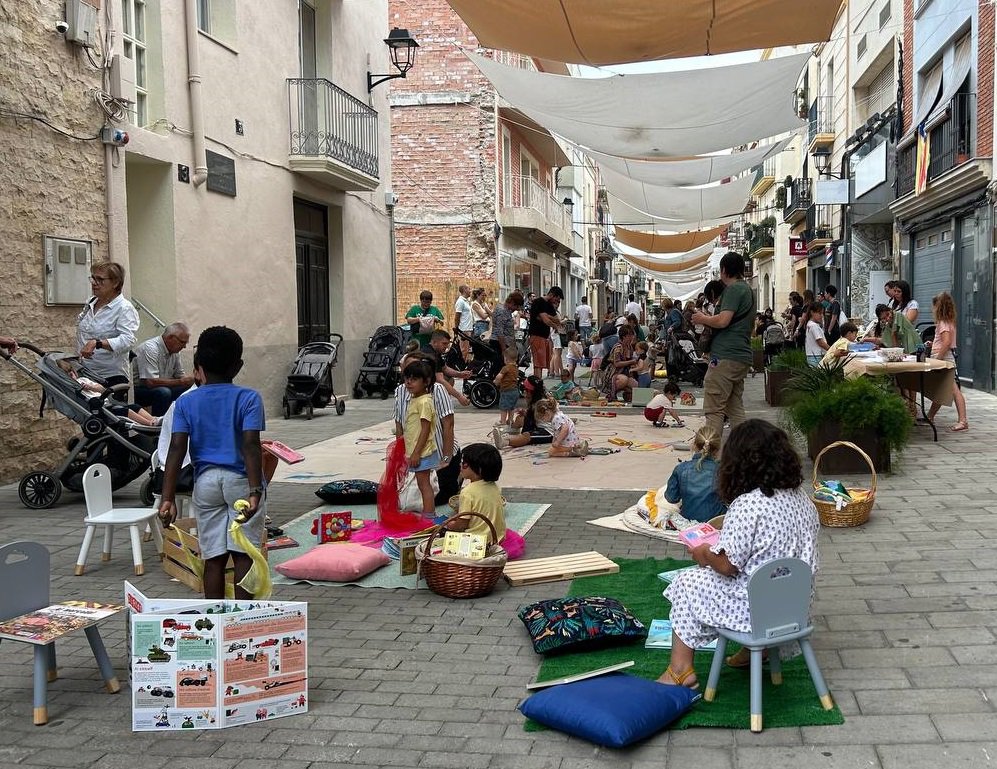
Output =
[{"x1": 914, "y1": 122, "x2": 930, "y2": 196}]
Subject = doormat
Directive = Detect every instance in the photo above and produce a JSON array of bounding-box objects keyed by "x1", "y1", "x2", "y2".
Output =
[{"x1": 523, "y1": 557, "x2": 844, "y2": 731}]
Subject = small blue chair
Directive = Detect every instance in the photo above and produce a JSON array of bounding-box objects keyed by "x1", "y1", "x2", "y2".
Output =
[{"x1": 703, "y1": 557, "x2": 833, "y2": 732}]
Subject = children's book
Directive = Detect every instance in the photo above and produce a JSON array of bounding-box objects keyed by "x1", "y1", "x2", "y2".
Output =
[
  {"x1": 311, "y1": 511, "x2": 351, "y2": 543},
  {"x1": 261, "y1": 440, "x2": 306, "y2": 464},
  {"x1": 656, "y1": 566, "x2": 695, "y2": 583},
  {"x1": 644, "y1": 619, "x2": 716, "y2": 650},
  {"x1": 678, "y1": 522, "x2": 720, "y2": 549},
  {"x1": 264, "y1": 535, "x2": 299, "y2": 551},
  {"x1": 441, "y1": 532, "x2": 486, "y2": 560}
]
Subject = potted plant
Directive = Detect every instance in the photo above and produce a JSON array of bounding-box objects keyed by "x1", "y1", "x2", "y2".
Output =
[
  {"x1": 765, "y1": 347, "x2": 806, "y2": 406},
  {"x1": 774, "y1": 185, "x2": 787, "y2": 209},
  {"x1": 783, "y1": 363, "x2": 910, "y2": 472},
  {"x1": 750, "y1": 335, "x2": 765, "y2": 373}
]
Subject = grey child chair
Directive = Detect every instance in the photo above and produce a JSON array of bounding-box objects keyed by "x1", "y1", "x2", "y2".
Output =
[{"x1": 703, "y1": 557, "x2": 833, "y2": 732}]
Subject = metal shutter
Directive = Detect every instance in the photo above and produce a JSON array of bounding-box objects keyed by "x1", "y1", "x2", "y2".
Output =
[{"x1": 911, "y1": 224, "x2": 953, "y2": 313}]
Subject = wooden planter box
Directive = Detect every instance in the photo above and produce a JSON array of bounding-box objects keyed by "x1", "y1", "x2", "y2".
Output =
[
  {"x1": 751, "y1": 348, "x2": 765, "y2": 373},
  {"x1": 163, "y1": 518, "x2": 268, "y2": 594},
  {"x1": 807, "y1": 422, "x2": 891, "y2": 473},
  {"x1": 764, "y1": 369, "x2": 792, "y2": 406}
]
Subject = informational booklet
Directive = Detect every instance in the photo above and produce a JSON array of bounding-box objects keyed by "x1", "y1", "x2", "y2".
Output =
[
  {"x1": 656, "y1": 566, "x2": 695, "y2": 584},
  {"x1": 0, "y1": 601, "x2": 122, "y2": 645},
  {"x1": 644, "y1": 619, "x2": 716, "y2": 650},
  {"x1": 678, "y1": 523, "x2": 720, "y2": 550},
  {"x1": 261, "y1": 440, "x2": 305, "y2": 464}
]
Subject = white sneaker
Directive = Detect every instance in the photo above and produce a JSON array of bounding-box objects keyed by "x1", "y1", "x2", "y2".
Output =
[{"x1": 491, "y1": 427, "x2": 508, "y2": 450}]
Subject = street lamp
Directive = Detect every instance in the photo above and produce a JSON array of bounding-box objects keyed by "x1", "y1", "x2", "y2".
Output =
[
  {"x1": 367, "y1": 28, "x2": 419, "y2": 92},
  {"x1": 812, "y1": 146, "x2": 833, "y2": 177}
]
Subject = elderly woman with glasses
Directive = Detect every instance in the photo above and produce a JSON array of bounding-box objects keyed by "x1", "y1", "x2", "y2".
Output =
[{"x1": 76, "y1": 261, "x2": 140, "y2": 400}]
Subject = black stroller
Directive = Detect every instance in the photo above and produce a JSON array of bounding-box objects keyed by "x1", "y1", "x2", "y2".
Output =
[
  {"x1": 665, "y1": 330, "x2": 707, "y2": 387},
  {"x1": 282, "y1": 335, "x2": 345, "y2": 419},
  {"x1": 762, "y1": 322, "x2": 787, "y2": 365},
  {"x1": 444, "y1": 328, "x2": 513, "y2": 409},
  {"x1": 354, "y1": 325, "x2": 408, "y2": 400},
  {"x1": 0, "y1": 343, "x2": 156, "y2": 509}
]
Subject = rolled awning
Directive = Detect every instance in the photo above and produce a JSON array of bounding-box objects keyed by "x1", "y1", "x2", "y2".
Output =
[
  {"x1": 469, "y1": 51, "x2": 809, "y2": 158},
  {"x1": 925, "y1": 35, "x2": 973, "y2": 127},
  {"x1": 447, "y1": 0, "x2": 841, "y2": 66},
  {"x1": 900, "y1": 63, "x2": 942, "y2": 145},
  {"x1": 613, "y1": 226, "x2": 724, "y2": 254}
]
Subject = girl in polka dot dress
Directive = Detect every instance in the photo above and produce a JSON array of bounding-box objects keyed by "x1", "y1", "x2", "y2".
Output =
[{"x1": 657, "y1": 419, "x2": 819, "y2": 689}]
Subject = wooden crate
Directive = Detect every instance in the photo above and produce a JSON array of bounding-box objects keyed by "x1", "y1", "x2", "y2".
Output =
[
  {"x1": 162, "y1": 518, "x2": 267, "y2": 594},
  {"x1": 503, "y1": 551, "x2": 619, "y2": 586}
]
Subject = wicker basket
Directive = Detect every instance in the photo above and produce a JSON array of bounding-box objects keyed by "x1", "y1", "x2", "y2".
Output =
[
  {"x1": 812, "y1": 441, "x2": 877, "y2": 527},
  {"x1": 416, "y1": 512, "x2": 507, "y2": 599}
]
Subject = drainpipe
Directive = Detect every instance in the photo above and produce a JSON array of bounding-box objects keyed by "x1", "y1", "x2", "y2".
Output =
[{"x1": 184, "y1": 0, "x2": 208, "y2": 186}]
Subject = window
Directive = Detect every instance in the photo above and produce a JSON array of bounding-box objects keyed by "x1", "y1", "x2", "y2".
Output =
[
  {"x1": 196, "y1": 0, "x2": 237, "y2": 45},
  {"x1": 520, "y1": 148, "x2": 540, "y2": 209},
  {"x1": 196, "y1": 0, "x2": 210, "y2": 33},
  {"x1": 121, "y1": 0, "x2": 147, "y2": 125},
  {"x1": 941, "y1": 229, "x2": 951, "y2": 242},
  {"x1": 857, "y1": 33, "x2": 867, "y2": 59},
  {"x1": 878, "y1": 1, "x2": 891, "y2": 29},
  {"x1": 501, "y1": 129, "x2": 512, "y2": 206}
]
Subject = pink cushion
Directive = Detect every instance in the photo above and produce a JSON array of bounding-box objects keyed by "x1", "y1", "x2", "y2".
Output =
[{"x1": 274, "y1": 543, "x2": 390, "y2": 582}]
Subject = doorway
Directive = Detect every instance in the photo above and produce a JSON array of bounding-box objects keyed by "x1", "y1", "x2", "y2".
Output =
[{"x1": 294, "y1": 199, "x2": 330, "y2": 346}]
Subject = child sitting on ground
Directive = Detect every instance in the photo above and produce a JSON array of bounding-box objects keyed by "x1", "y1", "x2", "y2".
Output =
[
  {"x1": 820, "y1": 321, "x2": 859, "y2": 366},
  {"x1": 493, "y1": 348, "x2": 521, "y2": 428},
  {"x1": 632, "y1": 341, "x2": 653, "y2": 388},
  {"x1": 660, "y1": 426, "x2": 725, "y2": 526},
  {"x1": 644, "y1": 381, "x2": 684, "y2": 427},
  {"x1": 549, "y1": 370, "x2": 582, "y2": 402},
  {"x1": 534, "y1": 398, "x2": 589, "y2": 457}
]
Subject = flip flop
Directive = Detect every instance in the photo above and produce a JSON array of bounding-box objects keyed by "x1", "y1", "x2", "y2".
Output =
[
  {"x1": 950, "y1": 422, "x2": 969, "y2": 432},
  {"x1": 660, "y1": 665, "x2": 699, "y2": 690}
]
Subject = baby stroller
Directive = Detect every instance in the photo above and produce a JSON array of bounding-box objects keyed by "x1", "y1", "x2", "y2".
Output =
[
  {"x1": 282, "y1": 334, "x2": 345, "y2": 419},
  {"x1": 0, "y1": 343, "x2": 156, "y2": 509},
  {"x1": 763, "y1": 322, "x2": 786, "y2": 365},
  {"x1": 354, "y1": 325, "x2": 408, "y2": 400},
  {"x1": 665, "y1": 330, "x2": 707, "y2": 387},
  {"x1": 444, "y1": 328, "x2": 510, "y2": 409}
]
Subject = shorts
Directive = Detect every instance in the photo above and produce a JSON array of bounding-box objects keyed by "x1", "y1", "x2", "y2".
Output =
[
  {"x1": 644, "y1": 406, "x2": 664, "y2": 422},
  {"x1": 529, "y1": 335, "x2": 551, "y2": 369},
  {"x1": 498, "y1": 387, "x2": 520, "y2": 411},
  {"x1": 412, "y1": 450, "x2": 441, "y2": 473},
  {"x1": 192, "y1": 466, "x2": 265, "y2": 560}
]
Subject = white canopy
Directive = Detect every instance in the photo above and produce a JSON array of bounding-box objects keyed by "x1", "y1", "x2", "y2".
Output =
[
  {"x1": 469, "y1": 51, "x2": 809, "y2": 157},
  {"x1": 587, "y1": 136, "x2": 795, "y2": 187},
  {"x1": 447, "y1": 0, "x2": 841, "y2": 67},
  {"x1": 603, "y1": 166, "x2": 754, "y2": 223}
]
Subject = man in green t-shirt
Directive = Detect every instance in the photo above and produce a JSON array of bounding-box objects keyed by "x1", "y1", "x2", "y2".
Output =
[
  {"x1": 691, "y1": 252, "x2": 756, "y2": 438},
  {"x1": 405, "y1": 290, "x2": 445, "y2": 349}
]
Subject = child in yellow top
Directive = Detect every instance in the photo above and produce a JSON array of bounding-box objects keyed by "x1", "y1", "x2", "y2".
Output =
[
  {"x1": 395, "y1": 359, "x2": 439, "y2": 514},
  {"x1": 448, "y1": 442, "x2": 506, "y2": 542},
  {"x1": 819, "y1": 321, "x2": 858, "y2": 366}
]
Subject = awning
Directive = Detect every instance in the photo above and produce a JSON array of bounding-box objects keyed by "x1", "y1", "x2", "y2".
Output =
[
  {"x1": 925, "y1": 35, "x2": 972, "y2": 127},
  {"x1": 614, "y1": 241, "x2": 714, "y2": 272},
  {"x1": 602, "y1": 166, "x2": 754, "y2": 223},
  {"x1": 587, "y1": 136, "x2": 795, "y2": 187},
  {"x1": 447, "y1": 0, "x2": 841, "y2": 66},
  {"x1": 613, "y1": 226, "x2": 724, "y2": 254},
  {"x1": 900, "y1": 63, "x2": 942, "y2": 145},
  {"x1": 467, "y1": 51, "x2": 809, "y2": 158}
]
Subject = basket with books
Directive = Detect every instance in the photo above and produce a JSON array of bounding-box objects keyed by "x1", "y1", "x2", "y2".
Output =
[
  {"x1": 811, "y1": 441, "x2": 876, "y2": 527},
  {"x1": 415, "y1": 512, "x2": 507, "y2": 599}
]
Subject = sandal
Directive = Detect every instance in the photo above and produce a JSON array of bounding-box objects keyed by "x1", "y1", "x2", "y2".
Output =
[
  {"x1": 659, "y1": 665, "x2": 699, "y2": 690},
  {"x1": 950, "y1": 421, "x2": 969, "y2": 432},
  {"x1": 725, "y1": 648, "x2": 767, "y2": 669}
]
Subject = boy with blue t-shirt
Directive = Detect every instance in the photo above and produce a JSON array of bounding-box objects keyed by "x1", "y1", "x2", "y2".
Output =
[{"x1": 158, "y1": 326, "x2": 265, "y2": 599}]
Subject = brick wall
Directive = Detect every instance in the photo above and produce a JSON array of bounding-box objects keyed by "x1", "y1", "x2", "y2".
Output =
[
  {"x1": 0, "y1": 1, "x2": 107, "y2": 483},
  {"x1": 395, "y1": 276, "x2": 499, "y2": 331},
  {"x1": 901, "y1": 0, "x2": 913, "y2": 134},
  {"x1": 978, "y1": 0, "x2": 994, "y2": 156}
]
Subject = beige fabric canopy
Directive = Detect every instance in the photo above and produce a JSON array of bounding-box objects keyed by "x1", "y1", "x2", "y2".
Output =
[
  {"x1": 469, "y1": 51, "x2": 809, "y2": 157},
  {"x1": 621, "y1": 252, "x2": 710, "y2": 273},
  {"x1": 448, "y1": 0, "x2": 841, "y2": 66},
  {"x1": 613, "y1": 226, "x2": 724, "y2": 254}
]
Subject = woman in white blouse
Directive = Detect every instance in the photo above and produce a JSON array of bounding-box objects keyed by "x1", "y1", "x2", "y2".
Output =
[{"x1": 76, "y1": 261, "x2": 139, "y2": 399}]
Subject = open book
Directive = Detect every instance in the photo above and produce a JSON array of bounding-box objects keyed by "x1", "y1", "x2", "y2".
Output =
[{"x1": 678, "y1": 522, "x2": 720, "y2": 549}]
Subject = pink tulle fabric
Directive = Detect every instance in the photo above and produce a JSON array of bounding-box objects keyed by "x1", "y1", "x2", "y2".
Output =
[{"x1": 502, "y1": 529, "x2": 526, "y2": 560}]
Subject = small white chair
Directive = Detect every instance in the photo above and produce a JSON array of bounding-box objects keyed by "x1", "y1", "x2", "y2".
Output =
[{"x1": 76, "y1": 464, "x2": 164, "y2": 576}]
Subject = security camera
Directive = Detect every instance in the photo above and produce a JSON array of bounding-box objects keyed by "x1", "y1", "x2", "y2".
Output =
[{"x1": 56, "y1": 20, "x2": 69, "y2": 34}]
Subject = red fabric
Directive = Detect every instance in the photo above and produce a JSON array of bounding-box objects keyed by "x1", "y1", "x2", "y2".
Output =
[{"x1": 377, "y1": 438, "x2": 429, "y2": 531}]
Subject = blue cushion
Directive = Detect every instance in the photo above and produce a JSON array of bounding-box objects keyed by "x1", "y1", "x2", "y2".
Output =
[
  {"x1": 519, "y1": 673, "x2": 699, "y2": 747},
  {"x1": 517, "y1": 596, "x2": 646, "y2": 655},
  {"x1": 315, "y1": 479, "x2": 379, "y2": 504}
]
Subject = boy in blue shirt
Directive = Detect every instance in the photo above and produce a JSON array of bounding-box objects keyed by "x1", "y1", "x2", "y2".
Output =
[{"x1": 159, "y1": 326, "x2": 265, "y2": 599}]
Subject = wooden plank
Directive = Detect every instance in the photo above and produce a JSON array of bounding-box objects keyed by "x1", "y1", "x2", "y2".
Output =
[
  {"x1": 503, "y1": 551, "x2": 618, "y2": 586},
  {"x1": 526, "y1": 660, "x2": 635, "y2": 690}
]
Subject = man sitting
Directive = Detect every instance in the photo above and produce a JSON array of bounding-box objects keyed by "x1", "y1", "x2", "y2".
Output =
[{"x1": 133, "y1": 322, "x2": 195, "y2": 416}]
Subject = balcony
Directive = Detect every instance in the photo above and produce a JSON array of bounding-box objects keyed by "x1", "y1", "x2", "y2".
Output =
[
  {"x1": 498, "y1": 175, "x2": 573, "y2": 252},
  {"x1": 287, "y1": 78, "x2": 379, "y2": 191},
  {"x1": 783, "y1": 177, "x2": 812, "y2": 224},
  {"x1": 807, "y1": 96, "x2": 835, "y2": 153},
  {"x1": 751, "y1": 156, "x2": 778, "y2": 197},
  {"x1": 804, "y1": 205, "x2": 834, "y2": 253}
]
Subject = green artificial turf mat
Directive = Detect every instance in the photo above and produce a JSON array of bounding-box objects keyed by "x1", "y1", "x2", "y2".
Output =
[{"x1": 523, "y1": 557, "x2": 844, "y2": 731}]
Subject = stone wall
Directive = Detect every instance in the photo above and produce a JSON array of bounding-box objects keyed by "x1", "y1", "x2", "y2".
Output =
[{"x1": 0, "y1": 1, "x2": 108, "y2": 483}]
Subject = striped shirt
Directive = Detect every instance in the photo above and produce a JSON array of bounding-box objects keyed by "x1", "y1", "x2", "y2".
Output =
[{"x1": 393, "y1": 382, "x2": 459, "y2": 456}]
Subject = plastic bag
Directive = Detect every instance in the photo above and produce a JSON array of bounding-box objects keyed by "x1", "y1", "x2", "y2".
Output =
[{"x1": 399, "y1": 470, "x2": 439, "y2": 511}]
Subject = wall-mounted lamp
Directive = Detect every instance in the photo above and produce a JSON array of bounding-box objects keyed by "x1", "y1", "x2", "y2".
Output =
[
  {"x1": 562, "y1": 197, "x2": 573, "y2": 208},
  {"x1": 811, "y1": 146, "x2": 833, "y2": 177},
  {"x1": 367, "y1": 28, "x2": 419, "y2": 92}
]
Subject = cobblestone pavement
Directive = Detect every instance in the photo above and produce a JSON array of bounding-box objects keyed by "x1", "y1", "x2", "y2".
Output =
[{"x1": 2, "y1": 378, "x2": 996, "y2": 768}]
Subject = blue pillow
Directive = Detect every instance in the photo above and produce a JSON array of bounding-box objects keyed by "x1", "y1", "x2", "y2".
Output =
[{"x1": 519, "y1": 673, "x2": 699, "y2": 748}]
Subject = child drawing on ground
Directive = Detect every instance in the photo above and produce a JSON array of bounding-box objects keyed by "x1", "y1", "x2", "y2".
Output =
[
  {"x1": 158, "y1": 326, "x2": 266, "y2": 600},
  {"x1": 644, "y1": 380, "x2": 684, "y2": 428},
  {"x1": 394, "y1": 359, "x2": 439, "y2": 515},
  {"x1": 493, "y1": 375, "x2": 554, "y2": 450},
  {"x1": 493, "y1": 348, "x2": 521, "y2": 428},
  {"x1": 633, "y1": 341, "x2": 653, "y2": 387},
  {"x1": 534, "y1": 398, "x2": 589, "y2": 457},
  {"x1": 661, "y1": 426, "x2": 725, "y2": 526}
]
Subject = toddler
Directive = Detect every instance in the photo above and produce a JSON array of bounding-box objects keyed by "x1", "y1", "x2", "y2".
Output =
[
  {"x1": 587, "y1": 335, "x2": 605, "y2": 386},
  {"x1": 661, "y1": 427, "x2": 725, "y2": 524},
  {"x1": 394, "y1": 359, "x2": 439, "y2": 514},
  {"x1": 550, "y1": 370, "x2": 581, "y2": 402},
  {"x1": 632, "y1": 341, "x2": 653, "y2": 388},
  {"x1": 564, "y1": 331, "x2": 584, "y2": 378},
  {"x1": 534, "y1": 398, "x2": 589, "y2": 457},
  {"x1": 493, "y1": 348, "x2": 521, "y2": 428},
  {"x1": 58, "y1": 359, "x2": 161, "y2": 426},
  {"x1": 398, "y1": 340, "x2": 421, "y2": 373},
  {"x1": 644, "y1": 381, "x2": 684, "y2": 427}
]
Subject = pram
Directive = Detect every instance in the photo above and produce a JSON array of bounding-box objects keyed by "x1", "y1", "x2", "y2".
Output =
[
  {"x1": 353, "y1": 325, "x2": 408, "y2": 400},
  {"x1": 763, "y1": 322, "x2": 786, "y2": 364},
  {"x1": 0, "y1": 343, "x2": 156, "y2": 509},
  {"x1": 664, "y1": 330, "x2": 707, "y2": 387},
  {"x1": 444, "y1": 328, "x2": 519, "y2": 409},
  {"x1": 282, "y1": 335, "x2": 345, "y2": 419}
]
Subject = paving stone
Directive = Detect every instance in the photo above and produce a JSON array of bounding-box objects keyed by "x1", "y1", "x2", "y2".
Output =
[
  {"x1": 855, "y1": 688, "x2": 992, "y2": 715},
  {"x1": 733, "y1": 745, "x2": 881, "y2": 769},
  {"x1": 877, "y1": 743, "x2": 997, "y2": 769},
  {"x1": 800, "y1": 715, "x2": 940, "y2": 745},
  {"x1": 931, "y1": 713, "x2": 997, "y2": 741}
]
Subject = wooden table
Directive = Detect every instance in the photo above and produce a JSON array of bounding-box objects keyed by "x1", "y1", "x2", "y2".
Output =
[{"x1": 844, "y1": 356, "x2": 956, "y2": 441}]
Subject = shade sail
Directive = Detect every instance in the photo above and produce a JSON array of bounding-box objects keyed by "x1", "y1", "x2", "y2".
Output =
[
  {"x1": 613, "y1": 226, "x2": 725, "y2": 254},
  {"x1": 470, "y1": 51, "x2": 809, "y2": 157},
  {"x1": 447, "y1": 0, "x2": 841, "y2": 66},
  {"x1": 621, "y1": 253, "x2": 710, "y2": 273},
  {"x1": 603, "y1": 166, "x2": 754, "y2": 223},
  {"x1": 588, "y1": 136, "x2": 794, "y2": 187}
]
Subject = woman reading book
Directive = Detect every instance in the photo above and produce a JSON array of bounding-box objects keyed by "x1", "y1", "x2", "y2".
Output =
[{"x1": 656, "y1": 420, "x2": 819, "y2": 689}]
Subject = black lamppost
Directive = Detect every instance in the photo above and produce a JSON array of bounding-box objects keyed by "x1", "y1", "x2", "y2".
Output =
[{"x1": 367, "y1": 28, "x2": 419, "y2": 92}]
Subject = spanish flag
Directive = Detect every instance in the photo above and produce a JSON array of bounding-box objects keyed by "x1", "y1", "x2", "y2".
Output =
[{"x1": 914, "y1": 122, "x2": 930, "y2": 196}]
